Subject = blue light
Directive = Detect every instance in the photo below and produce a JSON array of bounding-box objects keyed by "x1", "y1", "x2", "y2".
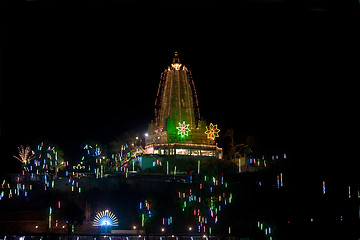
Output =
[{"x1": 99, "y1": 216, "x2": 113, "y2": 226}]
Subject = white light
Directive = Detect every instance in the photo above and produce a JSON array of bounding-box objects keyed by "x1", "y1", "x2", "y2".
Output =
[{"x1": 145, "y1": 133, "x2": 149, "y2": 137}]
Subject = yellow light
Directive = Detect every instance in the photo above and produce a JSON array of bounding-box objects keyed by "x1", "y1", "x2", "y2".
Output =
[{"x1": 205, "y1": 123, "x2": 220, "y2": 140}]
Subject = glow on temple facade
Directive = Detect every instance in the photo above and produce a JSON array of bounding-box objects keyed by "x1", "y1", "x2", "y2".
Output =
[{"x1": 145, "y1": 52, "x2": 222, "y2": 159}]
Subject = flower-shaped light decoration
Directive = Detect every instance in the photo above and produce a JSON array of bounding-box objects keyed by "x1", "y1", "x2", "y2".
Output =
[
  {"x1": 176, "y1": 121, "x2": 191, "y2": 138},
  {"x1": 205, "y1": 123, "x2": 220, "y2": 140}
]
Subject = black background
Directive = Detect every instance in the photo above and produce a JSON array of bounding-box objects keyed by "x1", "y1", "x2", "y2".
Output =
[{"x1": 1, "y1": 0, "x2": 359, "y2": 177}]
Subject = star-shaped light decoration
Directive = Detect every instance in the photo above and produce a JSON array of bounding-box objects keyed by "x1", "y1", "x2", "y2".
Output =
[
  {"x1": 205, "y1": 123, "x2": 220, "y2": 140},
  {"x1": 176, "y1": 121, "x2": 191, "y2": 138}
]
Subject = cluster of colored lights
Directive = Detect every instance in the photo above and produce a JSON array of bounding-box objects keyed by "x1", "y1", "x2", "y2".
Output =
[
  {"x1": 14, "y1": 142, "x2": 67, "y2": 190},
  {"x1": 47, "y1": 200, "x2": 68, "y2": 230},
  {"x1": 176, "y1": 173, "x2": 232, "y2": 234},
  {"x1": 83, "y1": 144, "x2": 102, "y2": 157},
  {"x1": 257, "y1": 221, "x2": 273, "y2": 240},
  {"x1": 0, "y1": 178, "x2": 32, "y2": 201},
  {"x1": 139, "y1": 200, "x2": 152, "y2": 227}
]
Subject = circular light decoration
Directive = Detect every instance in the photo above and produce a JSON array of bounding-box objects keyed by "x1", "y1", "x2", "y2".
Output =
[
  {"x1": 205, "y1": 123, "x2": 220, "y2": 140},
  {"x1": 93, "y1": 210, "x2": 119, "y2": 227},
  {"x1": 176, "y1": 121, "x2": 191, "y2": 138}
]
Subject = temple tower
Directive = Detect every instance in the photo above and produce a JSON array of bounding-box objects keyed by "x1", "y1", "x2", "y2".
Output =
[
  {"x1": 145, "y1": 52, "x2": 222, "y2": 160},
  {"x1": 154, "y1": 52, "x2": 200, "y2": 133}
]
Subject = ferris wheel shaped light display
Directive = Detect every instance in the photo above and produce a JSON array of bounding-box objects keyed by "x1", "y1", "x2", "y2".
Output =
[{"x1": 93, "y1": 210, "x2": 118, "y2": 227}]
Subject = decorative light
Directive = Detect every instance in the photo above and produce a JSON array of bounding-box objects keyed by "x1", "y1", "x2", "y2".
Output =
[
  {"x1": 205, "y1": 123, "x2": 220, "y2": 140},
  {"x1": 171, "y1": 51, "x2": 182, "y2": 70},
  {"x1": 13, "y1": 145, "x2": 35, "y2": 164},
  {"x1": 93, "y1": 210, "x2": 119, "y2": 226},
  {"x1": 176, "y1": 121, "x2": 191, "y2": 138}
]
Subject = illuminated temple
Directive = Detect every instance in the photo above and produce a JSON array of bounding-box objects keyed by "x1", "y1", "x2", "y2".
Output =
[{"x1": 144, "y1": 52, "x2": 223, "y2": 160}]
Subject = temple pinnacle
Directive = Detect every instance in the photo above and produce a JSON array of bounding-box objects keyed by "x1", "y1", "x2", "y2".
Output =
[{"x1": 171, "y1": 51, "x2": 182, "y2": 70}]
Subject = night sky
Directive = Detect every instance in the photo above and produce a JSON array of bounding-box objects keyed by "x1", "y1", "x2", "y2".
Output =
[{"x1": 1, "y1": 1, "x2": 359, "y2": 176}]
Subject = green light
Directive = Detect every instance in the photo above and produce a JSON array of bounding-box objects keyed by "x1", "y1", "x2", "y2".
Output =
[
  {"x1": 349, "y1": 185, "x2": 351, "y2": 198},
  {"x1": 176, "y1": 121, "x2": 191, "y2": 138}
]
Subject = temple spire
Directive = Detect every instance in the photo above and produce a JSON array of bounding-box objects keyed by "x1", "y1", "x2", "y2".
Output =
[{"x1": 171, "y1": 51, "x2": 182, "y2": 70}]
